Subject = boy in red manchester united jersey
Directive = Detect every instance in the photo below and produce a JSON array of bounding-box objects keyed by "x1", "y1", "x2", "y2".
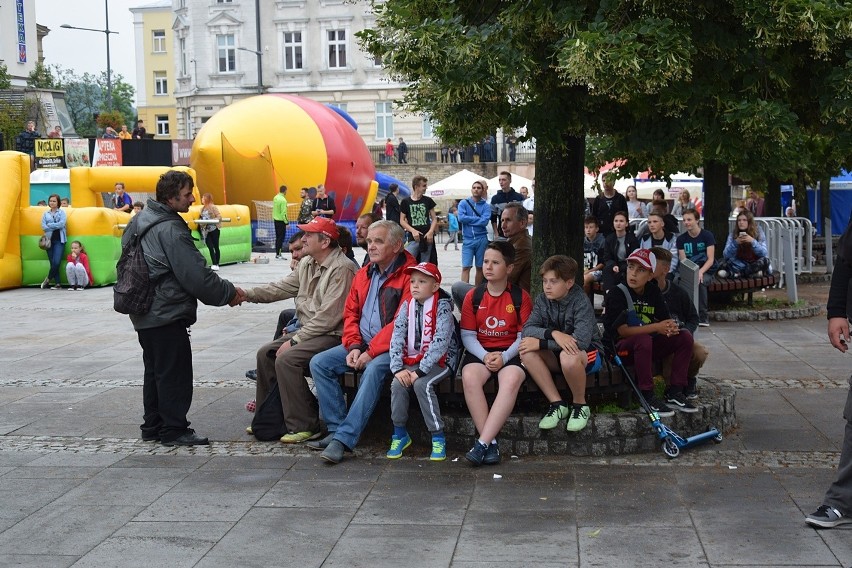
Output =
[{"x1": 460, "y1": 240, "x2": 533, "y2": 466}]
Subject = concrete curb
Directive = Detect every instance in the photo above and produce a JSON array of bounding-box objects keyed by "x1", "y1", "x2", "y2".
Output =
[{"x1": 711, "y1": 304, "x2": 823, "y2": 321}]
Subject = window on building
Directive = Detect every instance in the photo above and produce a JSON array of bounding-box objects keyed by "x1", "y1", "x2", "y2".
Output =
[
  {"x1": 179, "y1": 38, "x2": 187, "y2": 75},
  {"x1": 216, "y1": 0, "x2": 233, "y2": 3},
  {"x1": 327, "y1": 29, "x2": 347, "y2": 68},
  {"x1": 283, "y1": 31, "x2": 303, "y2": 70},
  {"x1": 152, "y1": 30, "x2": 166, "y2": 53},
  {"x1": 373, "y1": 54, "x2": 382, "y2": 67},
  {"x1": 217, "y1": 34, "x2": 235, "y2": 72},
  {"x1": 375, "y1": 101, "x2": 393, "y2": 140},
  {"x1": 156, "y1": 115, "x2": 170, "y2": 136},
  {"x1": 422, "y1": 116, "x2": 436, "y2": 139},
  {"x1": 154, "y1": 71, "x2": 168, "y2": 95}
]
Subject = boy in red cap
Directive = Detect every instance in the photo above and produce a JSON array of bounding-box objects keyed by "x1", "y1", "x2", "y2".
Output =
[
  {"x1": 387, "y1": 262, "x2": 455, "y2": 460},
  {"x1": 602, "y1": 248, "x2": 697, "y2": 415}
]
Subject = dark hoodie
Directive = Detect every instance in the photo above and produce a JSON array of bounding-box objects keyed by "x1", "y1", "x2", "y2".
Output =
[{"x1": 523, "y1": 283, "x2": 602, "y2": 353}]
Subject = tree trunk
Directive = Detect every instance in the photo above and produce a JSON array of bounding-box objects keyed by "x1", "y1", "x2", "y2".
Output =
[
  {"x1": 766, "y1": 177, "x2": 781, "y2": 217},
  {"x1": 702, "y1": 159, "x2": 730, "y2": 257},
  {"x1": 533, "y1": 134, "x2": 586, "y2": 297},
  {"x1": 794, "y1": 169, "x2": 810, "y2": 221}
]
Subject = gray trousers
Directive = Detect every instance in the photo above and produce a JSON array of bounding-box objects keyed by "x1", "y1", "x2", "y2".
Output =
[
  {"x1": 824, "y1": 383, "x2": 852, "y2": 514},
  {"x1": 256, "y1": 333, "x2": 341, "y2": 434},
  {"x1": 390, "y1": 364, "x2": 452, "y2": 433},
  {"x1": 451, "y1": 281, "x2": 475, "y2": 312}
]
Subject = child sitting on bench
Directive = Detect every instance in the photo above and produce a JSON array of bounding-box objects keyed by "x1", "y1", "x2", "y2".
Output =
[{"x1": 520, "y1": 255, "x2": 603, "y2": 433}]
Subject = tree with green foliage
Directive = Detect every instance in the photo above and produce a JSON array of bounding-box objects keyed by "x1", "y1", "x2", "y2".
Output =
[
  {"x1": 0, "y1": 62, "x2": 11, "y2": 90},
  {"x1": 27, "y1": 62, "x2": 58, "y2": 90},
  {"x1": 359, "y1": 1, "x2": 852, "y2": 284},
  {"x1": 52, "y1": 66, "x2": 135, "y2": 138}
]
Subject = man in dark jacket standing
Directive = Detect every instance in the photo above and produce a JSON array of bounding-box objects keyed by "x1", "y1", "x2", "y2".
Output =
[
  {"x1": 125, "y1": 170, "x2": 243, "y2": 446},
  {"x1": 592, "y1": 180, "x2": 628, "y2": 236},
  {"x1": 385, "y1": 183, "x2": 401, "y2": 225}
]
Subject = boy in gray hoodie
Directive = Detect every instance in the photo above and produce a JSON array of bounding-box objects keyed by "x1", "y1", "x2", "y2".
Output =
[{"x1": 520, "y1": 255, "x2": 602, "y2": 433}]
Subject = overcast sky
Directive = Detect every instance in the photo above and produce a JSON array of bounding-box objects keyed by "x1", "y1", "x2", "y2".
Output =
[{"x1": 35, "y1": 0, "x2": 140, "y2": 103}]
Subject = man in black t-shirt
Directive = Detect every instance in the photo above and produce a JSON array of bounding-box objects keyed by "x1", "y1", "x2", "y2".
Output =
[
  {"x1": 490, "y1": 170, "x2": 524, "y2": 238},
  {"x1": 591, "y1": 181, "x2": 628, "y2": 236},
  {"x1": 399, "y1": 175, "x2": 438, "y2": 264},
  {"x1": 311, "y1": 185, "x2": 337, "y2": 219}
]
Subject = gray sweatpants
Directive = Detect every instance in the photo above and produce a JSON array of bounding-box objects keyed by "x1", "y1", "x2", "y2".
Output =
[
  {"x1": 824, "y1": 381, "x2": 852, "y2": 514},
  {"x1": 390, "y1": 364, "x2": 452, "y2": 433}
]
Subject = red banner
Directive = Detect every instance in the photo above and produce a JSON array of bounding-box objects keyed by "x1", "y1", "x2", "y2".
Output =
[{"x1": 93, "y1": 138, "x2": 123, "y2": 167}]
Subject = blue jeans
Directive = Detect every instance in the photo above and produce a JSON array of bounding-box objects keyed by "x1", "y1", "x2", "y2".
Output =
[
  {"x1": 47, "y1": 241, "x2": 64, "y2": 282},
  {"x1": 309, "y1": 344, "x2": 391, "y2": 450}
]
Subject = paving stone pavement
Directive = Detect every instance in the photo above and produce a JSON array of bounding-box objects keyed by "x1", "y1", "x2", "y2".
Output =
[{"x1": 1, "y1": 249, "x2": 851, "y2": 567}]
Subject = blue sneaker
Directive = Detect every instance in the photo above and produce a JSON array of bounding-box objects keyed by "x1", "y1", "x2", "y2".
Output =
[
  {"x1": 483, "y1": 441, "x2": 501, "y2": 465},
  {"x1": 430, "y1": 438, "x2": 446, "y2": 461},
  {"x1": 386, "y1": 435, "x2": 412, "y2": 459},
  {"x1": 465, "y1": 440, "x2": 489, "y2": 466}
]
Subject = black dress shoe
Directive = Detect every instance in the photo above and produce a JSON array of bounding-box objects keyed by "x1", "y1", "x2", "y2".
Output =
[
  {"x1": 162, "y1": 430, "x2": 209, "y2": 447},
  {"x1": 245, "y1": 369, "x2": 257, "y2": 381},
  {"x1": 141, "y1": 432, "x2": 161, "y2": 442}
]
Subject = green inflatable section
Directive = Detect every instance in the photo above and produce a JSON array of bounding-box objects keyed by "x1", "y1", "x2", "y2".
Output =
[
  {"x1": 21, "y1": 235, "x2": 121, "y2": 287},
  {"x1": 192, "y1": 224, "x2": 253, "y2": 265}
]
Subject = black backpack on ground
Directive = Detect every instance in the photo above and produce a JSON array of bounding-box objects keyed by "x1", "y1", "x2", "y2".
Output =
[
  {"x1": 250, "y1": 382, "x2": 285, "y2": 441},
  {"x1": 114, "y1": 217, "x2": 173, "y2": 315}
]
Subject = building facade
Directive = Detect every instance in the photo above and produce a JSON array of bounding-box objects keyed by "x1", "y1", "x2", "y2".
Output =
[
  {"x1": 0, "y1": 0, "x2": 39, "y2": 87},
  {"x1": 131, "y1": 1, "x2": 177, "y2": 138},
  {"x1": 168, "y1": 0, "x2": 432, "y2": 145}
]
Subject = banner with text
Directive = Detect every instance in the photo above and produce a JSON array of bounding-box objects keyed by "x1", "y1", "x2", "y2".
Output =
[
  {"x1": 64, "y1": 138, "x2": 91, "y2": 167},
  {"x1": 34, "y1": 138, "x2": 66, "y2": 169},
  {"x1": 172, "y1": 140, "x2": 193, "y2": 166},
  {"x1": 93, "y1": 138, "x2": 123, "y2": 167}
]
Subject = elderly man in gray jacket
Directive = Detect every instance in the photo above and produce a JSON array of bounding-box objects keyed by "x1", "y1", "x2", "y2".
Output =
[{"x1": 126, "y1": 170, "x2": 243, "y2": 447}]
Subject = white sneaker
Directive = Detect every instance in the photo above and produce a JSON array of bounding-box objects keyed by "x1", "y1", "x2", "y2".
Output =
[{"x1": 211, "y1": 265, "x2": 219, "y2": 271}]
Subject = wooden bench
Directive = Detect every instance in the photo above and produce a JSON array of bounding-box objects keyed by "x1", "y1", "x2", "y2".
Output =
[{"x1": 708, "y1": 273, "x2": 777, "y2": 305}]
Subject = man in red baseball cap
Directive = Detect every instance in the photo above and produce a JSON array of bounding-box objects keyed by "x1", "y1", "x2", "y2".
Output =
[{"x1": 238, "y1": 215, "x2": 357, "y2": 444}]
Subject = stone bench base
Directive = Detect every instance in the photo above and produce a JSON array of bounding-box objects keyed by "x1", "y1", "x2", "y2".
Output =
[{"x1": 394, "y1": 378, "x2": 735, "y2": 457}]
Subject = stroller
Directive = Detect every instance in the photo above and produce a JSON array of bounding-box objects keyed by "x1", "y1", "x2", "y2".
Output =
[{"x1": 607, "y1": 338, "x2": 723, "y2": 458}]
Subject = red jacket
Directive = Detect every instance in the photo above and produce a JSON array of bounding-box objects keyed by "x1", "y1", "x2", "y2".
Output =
[
  {"x1": 66, "y1": 251, "x2": 94, "y2": 285},
  {"x1": 343, "y1": 250, "x2": 416, "y2": 357}
]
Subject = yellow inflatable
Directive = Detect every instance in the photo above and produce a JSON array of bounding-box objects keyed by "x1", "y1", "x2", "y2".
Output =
[
  {"x1": 0, "y1": 156, "x2": 251, "y2": 290},
  {"x1": 191, "y1": 93, "x2": 378, "y2": 221}
]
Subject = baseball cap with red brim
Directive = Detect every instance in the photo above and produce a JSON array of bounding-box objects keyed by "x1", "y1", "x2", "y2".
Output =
[
  {"x1": 404, "y1": 262, "x2": 442, "y2": 284},
  {"x1": 297, "y1": 217, "x2": 340, "y2": 240}
]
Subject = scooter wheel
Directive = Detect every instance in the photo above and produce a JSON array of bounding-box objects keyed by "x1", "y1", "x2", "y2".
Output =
[{"x1": 662, "y1": 438, "x2": 680, "y2": 458}]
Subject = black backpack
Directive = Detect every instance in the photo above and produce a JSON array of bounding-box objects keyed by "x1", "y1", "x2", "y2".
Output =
[
  {"x1": 470, "y1": 282, "x2": 524, "y2": 326},
  {"x1": 114, "y1": 217, "x2": 173, "y2": 315},
  {"x1": 250, "y1": 382, "x2": 286, "y2": 441}
]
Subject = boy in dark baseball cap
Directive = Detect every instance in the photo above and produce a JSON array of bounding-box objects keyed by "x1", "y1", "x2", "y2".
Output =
[{"x1": 602, "y1": 248, "x2": 697, "y2": 416}]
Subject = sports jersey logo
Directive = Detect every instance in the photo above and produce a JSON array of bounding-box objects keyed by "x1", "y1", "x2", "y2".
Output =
[
  {"x1": 485, "y1": 316, "x2": 506, "y2": 329},
  {"x1": 506, "y1": 304, "x2": 515, "y2": 314}
]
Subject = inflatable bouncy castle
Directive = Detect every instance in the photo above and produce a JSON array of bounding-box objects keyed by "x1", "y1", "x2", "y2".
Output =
[
  {"x1": 0, "y1": 155, "x2": 251, "y2": 290},
  {"x1": 190, "y1": 94, "x2": 379, "y2": 221}
]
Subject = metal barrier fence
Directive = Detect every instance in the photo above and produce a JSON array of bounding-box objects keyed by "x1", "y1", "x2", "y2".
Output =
[
  {"x1": 628, "y1": 216, "x2": 812, "y2": 296},
  {"x1": 366, "y1": 144, "x2": 536, "y2": 165}
]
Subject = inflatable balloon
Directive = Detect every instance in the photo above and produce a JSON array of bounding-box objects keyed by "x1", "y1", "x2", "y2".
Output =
[{"x1": 191, "y1": 94, "x2": 378, "y2": 221}]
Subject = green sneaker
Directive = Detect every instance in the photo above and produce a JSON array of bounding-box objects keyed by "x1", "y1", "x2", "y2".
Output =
[
  {"x1": 539, "y1": 403, "x2": 569, "y2": 430},
  {"x1": 566, "y1": 405, "x2": 591, "y2": 432},
  {"x1": 430, "y1": 438, "x2": 447, "y2": 461},
  {"x1": 387, "y1": 434, "x2": 412, "y2": 459},
  {"x1": 280, "y1": 431, "x2": 322, "y2": 444}
]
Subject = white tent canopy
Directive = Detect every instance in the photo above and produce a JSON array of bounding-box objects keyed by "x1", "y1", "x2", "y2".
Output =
[
  {"x1": 425, "y1": 169, "x2": 488, "y2": 201},
  {"x1": 487, "y1": 173, "x2": 534, "y2": 195}
]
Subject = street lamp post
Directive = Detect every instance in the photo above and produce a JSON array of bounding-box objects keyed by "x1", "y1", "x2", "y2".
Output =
[
  {"x1": 61, "y1": 0, "x2": 117, "y2": 110},
  {"x1": 236, "y1": 47, "x2": 263, "y2": 94}
]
